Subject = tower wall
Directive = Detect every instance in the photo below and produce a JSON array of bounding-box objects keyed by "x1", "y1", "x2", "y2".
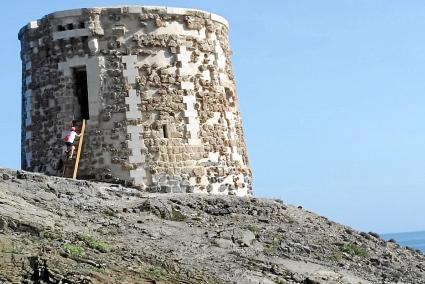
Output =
[{"x1": 19, "y1": 6, "x2": 252, "y2": 196}]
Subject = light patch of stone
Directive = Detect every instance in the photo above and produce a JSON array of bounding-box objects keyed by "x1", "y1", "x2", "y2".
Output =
[
  {"x1": 183, "y1": 95, "x2": 201, "y2": 145},
  {"x1": 24, "y1": 90, "x2": 32, "y2": 127},
  {"x1": 122, "y1": 55, "x2": 147, "y2": 186}
]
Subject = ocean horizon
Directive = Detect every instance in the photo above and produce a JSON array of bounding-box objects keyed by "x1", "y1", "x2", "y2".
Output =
[{"x1": 382, "y1": 231, "x2": 425, "y2": 252}]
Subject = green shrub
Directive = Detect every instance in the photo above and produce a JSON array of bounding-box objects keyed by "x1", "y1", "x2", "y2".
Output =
[
  {"x1": 63, "y1": 243, "x2": 85, "y2": 257},
  {"x1": 264, "y1": 234, "x2": 284, "y2": 254},
  {"x1": 79, "y1": 235, "x2": 110, "y2": 253},
  {"x1": 246, "y1": 224, "x2": 261, "y2": 236},
  {"x1": 103, "y1": 209, "x2": 117, "y2": 217},
  {"x1": 341, "y1": 242, "x2": 368, "y2": 257},
  {"x1": 170, "y1": 207, "x2": 187, "y2": 221},
  {"x1": 330, "y1": 251, "x2": 342, "y2": 262}
]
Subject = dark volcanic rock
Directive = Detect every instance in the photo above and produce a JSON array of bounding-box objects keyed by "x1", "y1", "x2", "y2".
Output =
[{"x1": 0, "y1": 168, "x2": 424, "y2": 283}]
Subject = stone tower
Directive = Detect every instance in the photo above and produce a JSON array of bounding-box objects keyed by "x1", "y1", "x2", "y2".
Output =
[{"x1": 19, "y1": 6, "x2": 252, "y2": 195}]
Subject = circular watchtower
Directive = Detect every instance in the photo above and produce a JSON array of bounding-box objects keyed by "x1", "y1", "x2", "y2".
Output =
[{"x1": 19, "y1": 6, "x2": 252, "y2": 195}]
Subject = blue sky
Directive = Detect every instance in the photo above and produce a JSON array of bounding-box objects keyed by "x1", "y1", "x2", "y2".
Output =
[{"x1": 2, "y1": 0, "x2": 425, "y2": 234}]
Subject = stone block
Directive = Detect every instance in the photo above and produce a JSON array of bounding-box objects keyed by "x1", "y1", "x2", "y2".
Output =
[
  {"x1": 25, "y1": 76, "x2": 32, "y2": 86},
  {"x1": 122, "y1": 55, "x2": 138, "y2": 85},
  {"x1": 184, "y1": 109, "x2": 198, "y2": 118},
  {"x1": 52, "y1": 29, "x2": 90, "y2": 40},
  {"x1": 88, "y1": 38, "x2": 99, "y2": 54},
  {"x1": 130, "y1": 168, "x2": 146, "y2": 185},
  {"x1": 112, "y1": 26, "x2": 127, "y2": 37},
  {"x1": 185, "y1": 185, "x2": 195, "y2": 193},
  {"x1": 28, "y1": 21, "x2": 39, "y2": 29},
  {"x1": 161, "y1": 185, "x2": 171, "y2": 193},
  {"x1": 126, "y1": 6, "x2": 143, "y2": 14},
  {"x1": 25, "y1": 152, "x2": 32, "y2": 167},
  {"x1": 180, "y1": 81, "x2": 194, "y2": 90},
  {"x1": 171, "y1": 185, "x2": 182, "y2": 193},
  {"x1": 125, "y1": 90, "x2": 141, "y2": 119}
]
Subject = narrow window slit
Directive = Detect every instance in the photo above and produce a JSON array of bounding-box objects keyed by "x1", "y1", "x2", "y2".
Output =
[{"x1": 162, "y1": 125, "x2": 168, "y2": 138}]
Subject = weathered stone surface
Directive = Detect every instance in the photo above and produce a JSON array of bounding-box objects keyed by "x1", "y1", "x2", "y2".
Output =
[
  {"x1": 0, "y1": 168, "x2": 424, "y2": 283},
  {"x1": 232, "y1": 228, "x2": 256, "y2": 247},
  {"x1": 19, "y1": 6, "x2": 251, "y2": 196}
]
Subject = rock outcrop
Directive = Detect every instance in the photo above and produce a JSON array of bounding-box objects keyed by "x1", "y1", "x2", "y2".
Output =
[{"x1": 0, "y1": 168, "x2": 424, "y2": 283}]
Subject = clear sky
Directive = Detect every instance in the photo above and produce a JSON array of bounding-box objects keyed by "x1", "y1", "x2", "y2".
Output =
[{"x1": 2, "y1": 0, "x2": 425, "y2": 234}]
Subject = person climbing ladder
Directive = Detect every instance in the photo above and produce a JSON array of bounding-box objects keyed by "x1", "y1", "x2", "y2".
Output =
[{"x1": 64, "y1": 126, "x2": 81, "y2": 159}]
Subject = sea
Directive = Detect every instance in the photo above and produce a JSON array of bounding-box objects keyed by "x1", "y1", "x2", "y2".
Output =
[{"x1": 382, "y1": 231, "x2": 425, "y2": 252}]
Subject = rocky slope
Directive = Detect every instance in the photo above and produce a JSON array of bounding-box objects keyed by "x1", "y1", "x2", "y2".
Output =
[{"x1": 0, "y1": 168, "x2": 424, "y2": 284}]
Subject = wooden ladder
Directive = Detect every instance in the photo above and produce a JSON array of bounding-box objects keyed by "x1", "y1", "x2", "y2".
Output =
[
  {"x1": 63, "y1": 119, "x2": 86, "y2": 179},
  {"x1": 72, "y1": 119, "x2": 86, "y2": 179}
]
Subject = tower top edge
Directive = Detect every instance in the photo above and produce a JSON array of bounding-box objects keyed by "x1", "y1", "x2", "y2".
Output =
[{"x1": 18, "y1": 6, "x2": 229, "y2": 38}]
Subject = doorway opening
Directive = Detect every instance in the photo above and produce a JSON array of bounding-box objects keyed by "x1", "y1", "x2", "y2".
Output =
[{"x1": 72, "y1": 67, "x2": 89, "y2": 120}]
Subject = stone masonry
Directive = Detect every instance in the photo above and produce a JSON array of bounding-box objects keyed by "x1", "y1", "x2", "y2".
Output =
[{"x1": 19, "y1": 6, "x2": 252, "y2": 196}]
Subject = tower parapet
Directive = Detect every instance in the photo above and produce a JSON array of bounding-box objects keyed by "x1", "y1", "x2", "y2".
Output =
[{"x1": 19, "y1": 6, "x2": 252, "y2": 195}]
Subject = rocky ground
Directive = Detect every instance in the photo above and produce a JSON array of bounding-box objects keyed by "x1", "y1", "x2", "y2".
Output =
[{"x1": 0, "y1": 168, "x2": 424, "y2": 283}]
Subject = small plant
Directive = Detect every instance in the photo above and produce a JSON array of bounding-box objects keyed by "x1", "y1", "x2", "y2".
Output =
[
  {"x1": 79, "y1": 235, "x2": 110, "y2": 253},
  {"x1": 103, "y1": 209, "x2": 117, "y2": 217},
  {"x1": 170, "y1": 207, "x2": 187, "y2": 221},
  {"x1": 330, "y1": 251, "x2": 342, "y2": 262},
  {"x1": 274, "y1": 277, "x2": 287, "y2": 284},
  {"x1": 246, "y1": 224, "x2": 261, "y2": 236},
  {"x1": 63, "y1": 243, "x2": 85, "y2": 257},
  {"x1": 273, "y1": 234, "x2": 284, "y2": 243},
  {"x1": 42, "y1": 230, "x2": 61, "y2": 240},
  {"x1": 341, "y1": 242, "x2": 368, "y2": 258},
  {"x1": 264, "y1": 234, "x2": 284, "y2": 254}
]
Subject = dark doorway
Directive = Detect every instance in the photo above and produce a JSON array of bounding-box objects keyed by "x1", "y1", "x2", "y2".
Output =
[{"x1": 73, "y1": 67, "x2": 89, "y2": 120}]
